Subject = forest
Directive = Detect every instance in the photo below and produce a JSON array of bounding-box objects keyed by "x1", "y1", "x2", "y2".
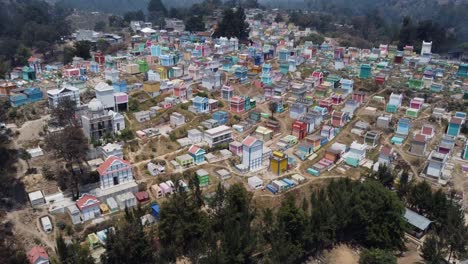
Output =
[
  {"x1": 47, "y1": 165, "x2": 467, "y2": 264},
  {"x1": 0, "y1": 0, "x2": 71, "y2": 78}
]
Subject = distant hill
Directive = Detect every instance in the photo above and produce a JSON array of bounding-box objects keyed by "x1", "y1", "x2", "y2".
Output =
[
  {"x1": 261, "y1": 0, "x2": 468, "y2": 46},
  {"x1": 52, "y1": 0, "x2": 203, "y2": 14}
]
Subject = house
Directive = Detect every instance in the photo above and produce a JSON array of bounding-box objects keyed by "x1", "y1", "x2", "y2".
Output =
[
  {"x1": 114, "y1": 92, "x2": 129, "y2": 112},
  {"x1": 447, "y1": 117, "x2": 464, "y2": 137},
  {"x1": 457, "y1": 63, "x2": 468, "y2": 77},
  {"x1": 420, "y1": 124, "x2": 435, "y2": 139},
  {"x1": 378, "y1": 146, "x2": 394, "y2": 167},
  {"x1": 97, "y1": 156, "x2": 133, "y2": 189},
  {"x1": 386, "y1": 93, "x2": 403, "y2": 113},
  {"x1": 221, "y1": 85, "x2": 234, "y2": 101},
  {"x1": 22, "y1": 66, "x2": 36, "y2": 80},
  {"x1": 28, "y1": 190, "x2": 45, "y2": 207},
  {"x1": 209, "y1": 99, "x2": 219, "y2": 112},
  {"x1": 364, "y1": 130, "x2": 380, "y2": 147},
  {"x1": 408, "y1": 78, "x2": 423, "y2": 90},
  {"x1": 331, "y1": 110, "x2": 347, "y2": 128},
  {"x1": 248, "y1": 176, "x2": 263, "y2": 190},
  {"x1": 426, "y1": 151, "x2": 448, "y2": 179},
  {"x1": 170, "y1": 112, "x2": 186, "y2": 127},
  {"x1": 410, "y1": 134, "x2": 427, "y2": 156},
  {"x1": 101, "y1": 142, "x2": 123, "y2": 159},
  {"x1": 291, "y1": 120, "x2": 307, "y2": 140},
  {"x1": 158, "y1": 182, "x2": 172, "y2": 196},
  {"x1": 359, "y1": 64, "x2": 372, "y2": 79},
  {"x1": 95, "y1": 82, "x2": 115, "y2": 110},
  {"x1": 134, "y1": 111, "x2": 151, "y2": 123},
  {"x1": 290, "y1": 98, "x2": 313, "y2": 119},
  {"x1": 204, "y1": 125, "x2": 233, "y2": 147},
  {"x1": 67, "y1": 205, "x2": 81, "y2": 225},
  {"x1": 213, "y1": 111, "x2": 228, "y2": 125},
  {"x1": 191, "y1": 96, "x2": 209, "y2": 114},
  {"x1": 391, "y1": 118, "x2": 411, "y2": 144},
  {"x1": 47, "y1": 86, "x2": 80, "y2": 108},
  {"x1": 290, "y1": 82, "x2": 307, "y2": 98},
  {"x1": 188, "y1": 128, "x2": 203, "y2": 143},
  {"x1": 0, "y1": 81, "x2": 16, "y2": 96},
  {"x1": 319, "y1": 99, "x2": 333, "y2": 113},
  {"x1": 438, "y1": 134, "x2": 456, "y2": 154},
  {"x1": 188, "y1": 145, "x2": 206, "y2": 164},
  {"x1": 463, "y1": 140, "x2": 468, "y2": 160},
  {"x1": 299, "y1": 111, "x2": 322, "y2": 134},
  {"x1": 28, "y1": 246, "x2": 49, "y2": 264},
  {"x1": 151, "y1": 184, "x2": 164, "y2": 199},
  {"x1": 342, "y1": 100, "x2": 360, "y2": 118},
  {"x1": 432, "y1": 108, "x2": 445, "y2": 120},
  {"x1": 76, "y1": 194, "x2": 101, "y2": 221},
  {"x1": 229, "y1": 141, "x2": 243, "y2": 156},
  {"x1": 409, "y1": 97, "x2": 424, "y2": 110},
  {"x1": 270, "y1": 151, "x2": 288, "y2": 175},
  {"x1": 377, "y1": 114, "x2": 392, "y2": 129},
  {"x1": 147, "y1": 162, "x2": 165, "y2": 176},
  {"x1": 242, "y1": 136, "x2": 264, "y2": 171},
  {"x1": 375, "y1": 73, "x2": 386, "y2": 85},
  {"x1": 144, "y1": 81, "x2": 161, "y2": 97},
  {"x1": 344, "y1": 141, "x2": 367, "y2": 167},
  {"x1": 339, "y1": 79, "x2": 354, "y2": 95},
  {"x1": 258, "y1": 123, "x2": 276, "y2": 139},
  {"x1": 9, "y1": 93, "x2": 28, "y2": 107},
  {"x1": 116, "y1": 192, "x2": 137, "y2": 210},
  {"x1": 321, "y1": 125, "x2": 336, "y2": 141},
  {"x1": 404, "y1": 208, "x2": 432, "y2": 239},
  {"x1": 305, "y1": 135, "x2": 322, "y2": 151},
  {"x1": 295, "y1": 142, "x2": 314, "y2": 160},
  {"x1": 19, "y1": 87, "x2": 43, "y2": 104},
  {"x1": 135, "y1": 191, "x2": 149, "y2": 204},
  {"x1": 86, "y1": 101, "x2": 124, "y2": 136},
  {"x1": 201, "y1": 70, "x2": 222, "y2": 90},
  {"x1": 176, "y1": 154, "x2": 194, "y2": 168},
  {"x1": 230, "y1": 96, "x2": 245, "y2": 113},
  {"x1": 331, "y1": 94, "x2": 344, "y2": 105},
  {"x1": 324, "y1": 143, "x2": 346, "y2": 162},
  {"x1": 311, "y1": 71, "x2": 323, "y2": 86},
  {"x1": 196, "y1": 169, "x2": 210, "y2": 187}
]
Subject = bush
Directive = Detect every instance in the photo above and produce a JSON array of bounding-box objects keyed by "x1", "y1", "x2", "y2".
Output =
[
  {"x1": 56, "y1": 220, "x2": 66, "y2": 230},
  {"x1": 41, "y1": 164, "x2": 55, "y2": 180}
]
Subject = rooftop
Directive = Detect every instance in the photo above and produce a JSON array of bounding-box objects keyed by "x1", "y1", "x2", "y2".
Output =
[{"x1": 404, "y1": 208, "x2": 431, "y2": 231}]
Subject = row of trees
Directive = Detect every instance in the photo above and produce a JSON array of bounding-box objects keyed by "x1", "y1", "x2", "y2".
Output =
[
  {"x1": 213, "y1": 7, "x2": 250, "y2": 40},
  {"x1": 95, "y1": 177, "x2": 408, "y2": 263},
  {"x1": 288, "y1": 9, "x2": 454, "y2": 53},
  {"x1": 45, "y1": 98, "x2": 90, "y2": 199},
  {"x1": 372, "y1": 164, "x2": 468, "y2": 263},
  {"x1": 403, "y1": 181, "x2": 468, "y2": 263}
]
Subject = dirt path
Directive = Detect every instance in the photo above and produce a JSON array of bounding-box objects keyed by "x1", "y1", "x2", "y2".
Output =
[
  {"x1": 6, "y1": 210, "x2": 56, "y2": 250},
  {"x1": 321, "y1": 245, "x2": 360, "y2": 264},
  {"x1": 16, "y1": 115, "x2": 49, "y2": 144}
]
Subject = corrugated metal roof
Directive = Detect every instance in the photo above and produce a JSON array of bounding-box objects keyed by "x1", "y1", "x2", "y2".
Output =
[{"x1": 404, "y1": 208, "x2": 431, "y2": 230}]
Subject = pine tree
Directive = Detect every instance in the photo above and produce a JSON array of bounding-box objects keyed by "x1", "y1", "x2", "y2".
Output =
[
  {"x1": 213, "y1": 7, "x2": 250, "y2": 40},
  {"x1": 420, "y1": 235, "x2": 447, "y2": 264},
  {"x1": 158, "y1": 184, "x2": 209, "y2": 262},
  {"x1": 216, "y1": 183, "x2": 256, "y2": 264},
  {"x1": 102, "y1": 209, "x2": 155, "y2": 264},
  {"x1": 270, "y1": 195, "x2": 307, "y2": 263}
]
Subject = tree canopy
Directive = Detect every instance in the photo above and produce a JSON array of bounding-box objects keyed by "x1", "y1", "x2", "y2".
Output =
[
  {"x1": 185, "y1": 16, "x2": 205, "y2": 33},
  {"x1": 359, "y1": 249, "x2": 397, "y2": 264},
  {"x1": 213, "y1": 7, "x2": 250, "y2": 40}
]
